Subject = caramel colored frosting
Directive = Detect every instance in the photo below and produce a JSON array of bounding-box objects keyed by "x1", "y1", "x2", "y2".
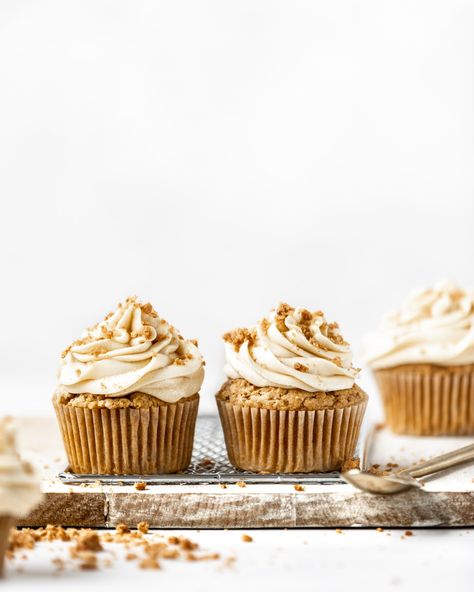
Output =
[
  {"x1": 0, "y1": 419, "x2": 43, "y2": 517},
  {"x1": 58, "y1": 297, "x2": 204, "y2": 403},
  {"x1": 223, "y1": 303, "x2": 359, "y2": 392},
  {"x1": 365, "y1": 281, "x2": 474, "y2": 370}
]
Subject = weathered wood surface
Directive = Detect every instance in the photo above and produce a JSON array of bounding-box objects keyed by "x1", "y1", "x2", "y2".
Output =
[{"x1": 15, "y1": 418, "x2": 474, "y2": 529}]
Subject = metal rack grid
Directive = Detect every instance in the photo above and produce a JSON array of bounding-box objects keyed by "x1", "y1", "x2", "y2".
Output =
[{"x1": 59, "y1": 414, "x2": 352, "y2": 486}]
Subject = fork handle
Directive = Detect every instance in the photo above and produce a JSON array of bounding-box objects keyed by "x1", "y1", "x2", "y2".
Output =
[{"x1": 399, "y1": 443, "x2": 474, "y2": 479}]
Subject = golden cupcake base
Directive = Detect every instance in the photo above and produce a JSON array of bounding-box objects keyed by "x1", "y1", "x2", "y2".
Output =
[
  {"x1": 53, "y1": 395, "x2": 199, "y2": 474},
  {"x1": 375, "y1": 364, "x2": 474, "y2": 435},
  {"x1": 216, "y1": 397, "x2": 367, "y2": 473}
]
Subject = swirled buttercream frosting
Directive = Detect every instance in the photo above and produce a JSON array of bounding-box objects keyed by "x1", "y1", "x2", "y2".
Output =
[
  {"x1": 58, "y1": 297, "x2": 204, "y2": 403},
  {"x1": 223, "y1": 303, "x2": 360, "y2": 392},
  {"x1": 365, "y1": 281, "x2": 474, "y2": 370},
  {"x1": 0, "y1": 419, "x2": 43, "y2": 517}
]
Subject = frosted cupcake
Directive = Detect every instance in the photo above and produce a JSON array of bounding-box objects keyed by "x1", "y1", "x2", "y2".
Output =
[
  {"x1": 216, "y1": 303, "x2": 368, "y2": 473},
  {"x1": 54, "y1": 296, "x2": 204, "y2": 474},
  {"x1": 0, "y1": 419, "x2": 43, "y2": 576},
  {"x1": 365, "y1": 281, "x2": 474, "y2": 435}
]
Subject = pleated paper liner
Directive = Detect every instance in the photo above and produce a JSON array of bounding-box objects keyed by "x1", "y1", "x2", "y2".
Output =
[
  {"x1": 374, "y1": 364, "x2": 474, "y2": 436},
  {"x1": 53, "y1": 395, "x2": 199, "y2": 474},
  {"x1": 0, "y1": 516, "x2": 14, "y2": 577},
  {"x1": 216, "y1": 398, "x2": 367, "y2": 473}
]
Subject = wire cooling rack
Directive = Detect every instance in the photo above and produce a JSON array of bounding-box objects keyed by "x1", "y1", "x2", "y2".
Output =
[{"x1": 58, "y1": 414, "x2": 356, "y2": 486}]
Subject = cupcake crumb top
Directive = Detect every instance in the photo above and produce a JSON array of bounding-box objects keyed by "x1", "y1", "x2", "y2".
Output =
[{"x1": 217, "y1": 379, "x2": 367, "y2": 411}]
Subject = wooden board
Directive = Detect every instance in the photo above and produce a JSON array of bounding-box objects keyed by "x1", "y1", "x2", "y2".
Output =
[{"x1": 16, "y1": 418, "x2": 474, "y2": 529}]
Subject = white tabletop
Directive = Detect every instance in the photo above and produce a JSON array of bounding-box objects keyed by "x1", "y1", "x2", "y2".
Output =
[{"x1": 3, "y1": 527, "x2": 472, "y2": 592}]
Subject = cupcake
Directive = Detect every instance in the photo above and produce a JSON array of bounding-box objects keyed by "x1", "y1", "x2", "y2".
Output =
[
  {"x1": 216, "y1": 303, "x2": 368, "y2": 473},
  {"x1": 54, "y1": 296, "x2": 204, "y2": 474},
  {"x1": 0, "y1": 418, "x2": 43, "y2": 576},
  {"x1": 365, "y1": 281, "x2": 474, "y2": 435}
]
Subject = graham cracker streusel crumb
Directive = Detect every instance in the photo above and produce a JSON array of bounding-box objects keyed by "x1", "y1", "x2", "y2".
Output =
[
  {"x1": 115, "y1": 523, "x2": 130, "y2": 535},
  {"x1": 236, "y1": 481, "x2": 246, "y2": 488},
  {"x1": 294, "y1": 363, "x2": 308, "y2": 373},
  {"x1": 275, "y1": 303, "x2": 295, "y2": 332},
  {"x1": 134, "y1": 481, "x2": 147, "y2": 491},
  {"x1": 223, "y1": 328, "x2": 256, "y2": 351},
  {"x1": 241, "y1": 534, "x2": 253, "y2": 543},
  {"x1": 75, "y1": 531, "x2": 103, "y2": 552},
  {"x1": 294, "y1": 484, "x2": 305, "y2": 492},
  {"x1": 137, "y1": 522, "x2": 149, "y2": 534},
  {"x1": 341, "y1": 457, "x2": 360, "y2": 472}
]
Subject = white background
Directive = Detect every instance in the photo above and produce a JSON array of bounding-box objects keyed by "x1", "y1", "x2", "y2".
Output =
[
  {"x1": 1, "y1": 4, "x2": 473, "y2": 592},
  {"x1": 1, "y1": 0, "x2": 473, "y2": 417}
]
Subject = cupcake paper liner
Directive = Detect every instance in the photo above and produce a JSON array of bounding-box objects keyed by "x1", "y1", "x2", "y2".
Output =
[
  {"x1": 216, "y1": 398, "x2": 367, "y2": 473},
  {"x1": 53, "y1": 396, "x2": 199, "y2": 474},
  {"x1": 374, "y1": 365, "x2": 474, "y2": 435},
  {"x1": 0, "y1": 516, "x2": 13, "y2": 577}
]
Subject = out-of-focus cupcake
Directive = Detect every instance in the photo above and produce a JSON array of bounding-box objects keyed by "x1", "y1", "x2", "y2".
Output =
[
  {"x1": 365, "y1": 281, "x2": 474, "y2": 435},
  {"x1": 53, "y1": 296, "x2": 204, "y2": 474},
  {"x1": 216, "y1": 303, "x2": 368, "y2": 473},
  {"x1": 0, "y1": 418, "x2": 43, "y2": 576}
]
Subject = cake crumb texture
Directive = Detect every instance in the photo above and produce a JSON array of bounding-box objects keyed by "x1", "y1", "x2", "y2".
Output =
[{"x1": 216, "y1": 379, "x2": 367, "y2": 411}]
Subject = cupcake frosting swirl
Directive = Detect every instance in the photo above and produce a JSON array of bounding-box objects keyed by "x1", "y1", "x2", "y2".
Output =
[
  {"x1": 223, "y1": 303, "x2": 359, "y2": 392},
  {"x1": 0, "y1": 419, "x2": 43, "y2": 517},
  {"x1": 58, "y1": 297, "x2": 204, "y2": 403},
  {"x1": 365, "y1": 281, "x2": 474, "y2": 369}
]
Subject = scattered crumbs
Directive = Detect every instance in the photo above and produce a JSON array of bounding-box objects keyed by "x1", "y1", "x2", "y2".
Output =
[
  {"x1": 294, "y1": 484, "x2": 305, "y2": 492},
  {"x1": 375, "y1": 423, "x2": 385, "y2": 431},
  {"x1": 73, "y1": 550, "x2": 98, "y2": 570},
  {"x1": 186, "y1": 552, "x2": 220, "y2": 561},
  {"x1": 139, "y1": 557, "x2": 160, "y2": 570},
  {"x1": 341, "y1": 457, "x2": 360, "y2": 472},
  {"x1": 179, "y1": 538, "x2": 198, "y2": 551},
  {"x1": 51, "y1": 557, "x2": 65, "y2": 571},
  {"x1": 376, "y1": 527, "x2": 384, "y2": 533},
  {"x1": 134, "y1": 482, "x2": 147, "y2": 491},
  {"x1": 137, "y1": 522, "x2": 149, "y2": 534},
  {"x1": 236, "y1": 481, "x2": 246, "y2": 488},
  {"x1": 115, "y1": 523, "x2": 130, "y2": 535},
  {"x1": 219, "y1": 483, "x2": 228, "y2": 489},
  {"x1": 75, "y1": 531, "x2": 103, "y2": 552},
  {"x1": 198, "y1": 457, "x2": 215, "y2": 469},
  {"x1": 405, "y1": 530, "x2": 413, "y2": 537},
  {"x1": 335, "y1": 529, "x2": 343, "y2": 534},
  {"x1": 242, "y1": 534, "x2": 253, "y2": 543},
  {"x1": 221, "y1": 556, "x2": 236, "y2": 569},
  {"x1": 7, "y1": 525, "x2": 222, "y2": 572}
]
